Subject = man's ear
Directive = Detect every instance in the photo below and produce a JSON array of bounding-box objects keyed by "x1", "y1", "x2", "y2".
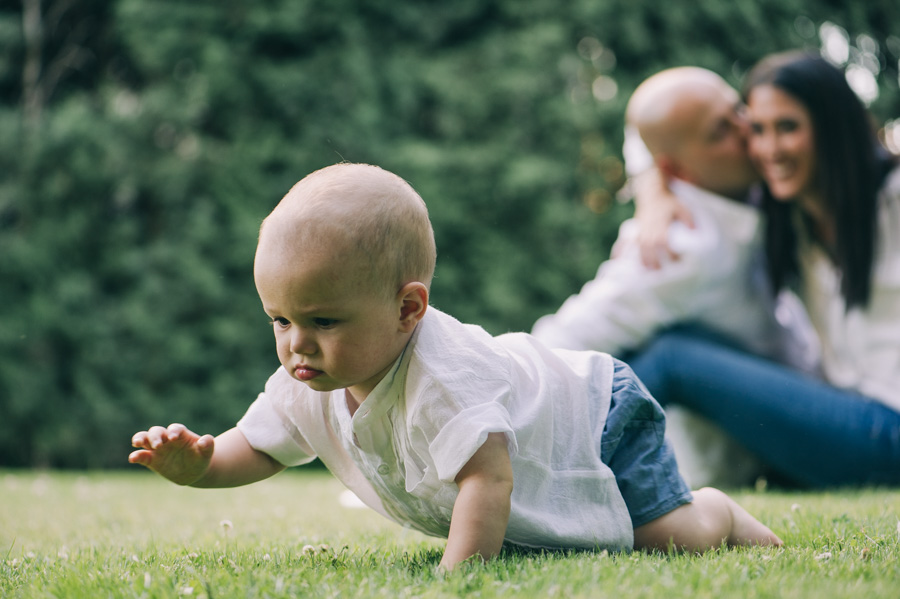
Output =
[
  {"x1": 656, "y1": 155, "x2": 683, "y2": 181},
  {"x1": 396, "y1": 282, "x2": 428, "y2": 332}
]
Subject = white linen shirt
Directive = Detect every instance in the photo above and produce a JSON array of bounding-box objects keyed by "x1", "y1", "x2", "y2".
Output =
[
  {"x1": 237, "y1": 307, "x2": 634, "y2": 551},
  {"x1": 532, "y1": 179, "x2": 813, "y2": 366},
  {"x1": 797, "y1": 166, "x2": 900, "y2": 413}
]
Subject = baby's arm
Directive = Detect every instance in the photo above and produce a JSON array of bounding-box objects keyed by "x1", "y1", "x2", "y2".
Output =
[
  {"x1": 129, "y1": 424, "x2": 284, "y2": 487},
  {"x1": 440, "y1": 432, "x2": 514, "y2": 571}
]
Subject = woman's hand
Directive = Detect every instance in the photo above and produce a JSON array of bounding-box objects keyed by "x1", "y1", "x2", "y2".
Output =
[{"x1": 630, "y1": 168, "x2": 694, "y2": 269}]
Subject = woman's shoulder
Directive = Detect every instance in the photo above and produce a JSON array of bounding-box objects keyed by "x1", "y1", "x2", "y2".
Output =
[
  {"x1": 882, "y1": 161, "x2": 900, "y2": 190},
  {"x1": 875, "y1": 163, "x2": 900, "y2": 281},
  {"x1": 878, "y1": 163, "x2": 900, "y2": 220}
]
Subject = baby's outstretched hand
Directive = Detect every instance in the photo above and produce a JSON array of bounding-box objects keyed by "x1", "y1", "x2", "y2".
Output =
[{"x1": 129, "y1": 423, "x2": 215, "y2": 486}]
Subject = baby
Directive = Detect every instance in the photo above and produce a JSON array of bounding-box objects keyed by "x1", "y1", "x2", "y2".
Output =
[{"x1": 130, "y1": 163, "x2": 782, "y2": 570}]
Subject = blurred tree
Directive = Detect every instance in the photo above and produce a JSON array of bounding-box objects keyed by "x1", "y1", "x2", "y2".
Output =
[{"x1": 0, "y1": 0, "x2": 897, "y2": 467}]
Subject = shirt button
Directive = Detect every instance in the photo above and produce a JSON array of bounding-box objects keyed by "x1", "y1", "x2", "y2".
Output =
[{"x1": 376, "y1": 464, "x2": 391, "y2": 475}]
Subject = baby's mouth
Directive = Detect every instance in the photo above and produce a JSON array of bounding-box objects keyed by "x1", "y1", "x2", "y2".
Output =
[{"x1": 295, "y1": 365, "x2": 324, "y2": 381}]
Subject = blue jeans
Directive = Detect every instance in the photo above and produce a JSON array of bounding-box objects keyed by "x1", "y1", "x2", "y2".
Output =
[
  {"x1": 628, "y1": 329, "x2": 900, "y2": 488},
  {"x1": 599, "y1": 360, "x2": 693, "y2": 528}
]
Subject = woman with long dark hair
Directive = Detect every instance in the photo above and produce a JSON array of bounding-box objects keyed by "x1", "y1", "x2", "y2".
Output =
[{"x1": 629, "y1": 51, "x2": 900, "y2": 487}]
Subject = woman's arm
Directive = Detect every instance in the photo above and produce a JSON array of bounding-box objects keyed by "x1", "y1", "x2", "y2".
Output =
[
  {"x1": 439, "y1": 432, "x2": 514, "y2": 571},
  {"x1": 631, "y1": 167, "x2": 695, "y2": 269}
]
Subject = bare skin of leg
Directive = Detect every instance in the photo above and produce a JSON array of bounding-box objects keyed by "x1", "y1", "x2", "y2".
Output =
[{"x1": 633, "y1": 487, "x2": 783, "y2": 553}]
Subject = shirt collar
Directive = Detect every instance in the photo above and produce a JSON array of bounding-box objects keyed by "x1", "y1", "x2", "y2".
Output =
[
  {"x1": 669, "y1": 179, "x2": 761, "y2": 241},
  {"x1": 346, "y1": 321, "x2": 422, "y2": 429}
]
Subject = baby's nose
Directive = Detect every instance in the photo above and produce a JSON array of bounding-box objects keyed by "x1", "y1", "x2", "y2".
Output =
[{"x1": 290, "y1": 328, "x2": 317, "y2": 354}]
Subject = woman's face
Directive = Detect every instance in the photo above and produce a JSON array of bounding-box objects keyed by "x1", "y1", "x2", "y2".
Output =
[{"x1": 746, "y1": 83, "x2": 818, "y2": 203}]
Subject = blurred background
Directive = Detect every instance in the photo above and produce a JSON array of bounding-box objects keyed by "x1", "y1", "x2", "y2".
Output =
[{"x1": 1, "y1": 0, "x2": 898, "y2": 469}]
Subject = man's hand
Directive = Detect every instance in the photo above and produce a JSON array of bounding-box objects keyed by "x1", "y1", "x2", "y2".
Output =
[{"x1": 129, "y1": 423, "x2": 215, "y2": 486}]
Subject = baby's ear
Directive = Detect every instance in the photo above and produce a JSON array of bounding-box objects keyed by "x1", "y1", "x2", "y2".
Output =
[{"x1": 397, "y1": 282, "x2": 428, "y2": 332}]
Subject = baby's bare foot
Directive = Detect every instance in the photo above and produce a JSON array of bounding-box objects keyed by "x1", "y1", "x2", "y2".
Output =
[{"x1": 722, "y1": 492, "x2": 783, "y2": 547}]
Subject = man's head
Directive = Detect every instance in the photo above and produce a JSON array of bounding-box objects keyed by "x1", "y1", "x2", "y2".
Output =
[
  {"x1": 254, "y1": 163, "x2": 435, "y2": 403},
  {"x1": 627, "y1": 67, "x2": 758, "y2": 200}
]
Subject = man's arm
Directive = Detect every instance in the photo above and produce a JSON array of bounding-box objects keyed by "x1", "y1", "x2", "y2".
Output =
[
  {"x1": 532, "y1": 220, "x2": 709, "y2": 355},
  {"x1": 439, "y1": 432, "x2": 513, "y2": 571},
  {"x1": 130, "y1": 424, "x2": 285, "y2": 487}
]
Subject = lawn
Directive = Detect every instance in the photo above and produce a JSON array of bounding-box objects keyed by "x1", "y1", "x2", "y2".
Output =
[{"x1": 1, "y1": 469, "x2": 898, "y2": 598}]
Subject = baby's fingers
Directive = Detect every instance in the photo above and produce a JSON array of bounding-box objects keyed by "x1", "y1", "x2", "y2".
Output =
[
  {"x1": 131, "y1": 425, "x2": 172, "y2": 450},
  {"x1": 147, "y1": 425, "x2": 174, "y2": 449},
  {"x1": 195, "y1": 434, "x2": 215, "y2": 457},
  {"x1": 166, "y1": 423, "x2": 188, "y2": 441},
  {"x1": 128, "y1": 449, "x2": 152, "y2": 465},
  {"x1": 131, "y1": 430, "x2": 155, "y2": 449},
  {"x1": 131, "y1": 431, "x2": 147, "y2": 448}
]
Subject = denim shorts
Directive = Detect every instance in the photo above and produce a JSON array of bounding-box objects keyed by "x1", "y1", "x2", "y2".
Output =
[{"x1": 598, "y1": 359, "x2": 693, "y2": 528}]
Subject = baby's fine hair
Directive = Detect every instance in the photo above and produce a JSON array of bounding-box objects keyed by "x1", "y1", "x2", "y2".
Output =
[{"x1": 263, "y1": 163, "x2": 437, "y2": 296}]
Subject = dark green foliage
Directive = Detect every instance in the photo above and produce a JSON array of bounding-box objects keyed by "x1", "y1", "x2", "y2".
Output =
[{"x1": 1, "y1": 0, "x2": 898, "y2": 467}]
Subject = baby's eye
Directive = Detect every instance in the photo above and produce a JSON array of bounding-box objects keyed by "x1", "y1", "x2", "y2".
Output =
[
  {"x1": 270, "y1": 317, "x2": 291, "y2": 328},
  {"x1": 313, "y1": 318, "x2": 338, "y2": 329}
]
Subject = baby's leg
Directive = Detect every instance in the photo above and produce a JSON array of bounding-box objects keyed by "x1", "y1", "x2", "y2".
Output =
[{"x1": 633, "y1": 487, "x2": 782, "y2": 553}]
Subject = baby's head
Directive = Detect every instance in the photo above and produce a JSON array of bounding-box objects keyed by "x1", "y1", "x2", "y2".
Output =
[
  {"x1": 254, "y1": 163, "x2": 435, "y2": 402},
  {"x1": 259, "y1": 163, "x2": 437, "y2": 297}
]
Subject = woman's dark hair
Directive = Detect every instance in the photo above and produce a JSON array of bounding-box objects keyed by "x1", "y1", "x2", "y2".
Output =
[{"x1": 742, "y1": 51, "x2": 896, "y2": 308}]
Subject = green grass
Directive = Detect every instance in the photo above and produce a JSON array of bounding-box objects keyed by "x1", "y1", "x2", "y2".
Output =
[{"x1": 1, "y1": 470, "x2": 898, "y2": 598}]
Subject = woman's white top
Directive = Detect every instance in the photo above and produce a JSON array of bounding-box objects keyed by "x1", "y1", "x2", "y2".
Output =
[{"x1": 798, "y1": 166, "x2": 900, "y2": 412}]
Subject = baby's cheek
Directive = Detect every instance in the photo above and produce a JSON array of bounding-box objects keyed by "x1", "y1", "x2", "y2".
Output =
[{"x1": 275, "y1": 345, "x2": 292, "y2": 369}]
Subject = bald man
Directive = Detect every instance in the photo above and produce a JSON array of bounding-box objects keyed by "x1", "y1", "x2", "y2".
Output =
[
  {"x1": 626, "y1": 67, "x2": 757, "y2": 201},
  {"x1": 532, "y1": 67, "x2": 816, "y2": 487}
]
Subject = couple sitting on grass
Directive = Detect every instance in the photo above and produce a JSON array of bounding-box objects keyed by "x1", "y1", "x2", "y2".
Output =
[{"x1": 130, "y1": 157, "x2": 781, "y2": 571}]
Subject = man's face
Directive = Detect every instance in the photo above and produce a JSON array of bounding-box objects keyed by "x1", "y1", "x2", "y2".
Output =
[{"x1": 672, "y1": 85, "x2": 759, "y2": 199}]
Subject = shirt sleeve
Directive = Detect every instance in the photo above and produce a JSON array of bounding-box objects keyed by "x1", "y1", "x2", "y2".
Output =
[
  {"x1": 531, "y1": 219, "x2": 712, "y2": 354},
  {"x1": 409, "y1": 372, "x2": 519, "y2": 485},
  {"x1": 429, "y1": 401, "x2": 518, "y2": 484},
  {"x1": 236, "y1": 369, "x2": 318, "y2": 467}
]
